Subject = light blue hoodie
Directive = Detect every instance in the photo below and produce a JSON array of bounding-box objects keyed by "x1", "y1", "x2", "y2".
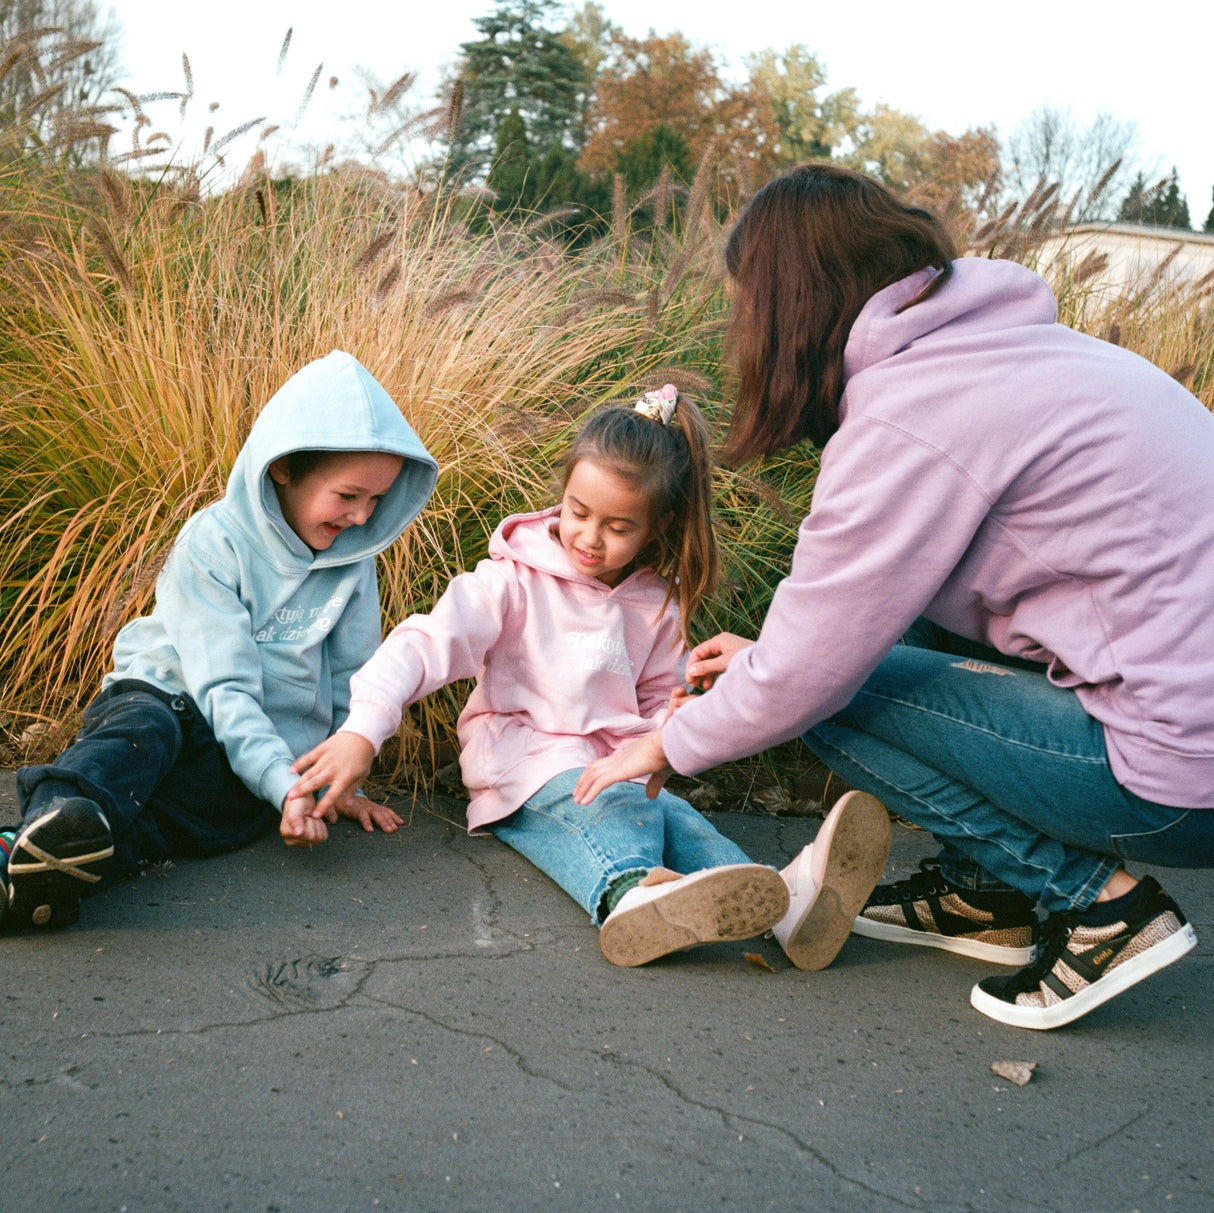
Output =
[{"x1": 105, "y1": 351, "x2": 439, "y2": 811}]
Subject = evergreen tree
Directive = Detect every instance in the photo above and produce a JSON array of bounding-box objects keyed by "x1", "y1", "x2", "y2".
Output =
[
  {"x1": 614, "y1": 122, "x2": 692, "y2": 195},
  {"x1": 487, "y1": 107, "x2": 531, "y2": 209},
  {"x1": 1118, "y1": 169, "x2": 1192, "y2": 230},
  {"x1": 447, "y1": 0, "x2": 588, "y2": 179},
  {"x1": 1204, "y1": 186, "x2": 1214, "y2": 233}
]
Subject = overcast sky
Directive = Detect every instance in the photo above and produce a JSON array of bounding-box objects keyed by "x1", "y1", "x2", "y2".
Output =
[{"x1": 109, "y1": 0, "x2": 1211, "y2": 221}]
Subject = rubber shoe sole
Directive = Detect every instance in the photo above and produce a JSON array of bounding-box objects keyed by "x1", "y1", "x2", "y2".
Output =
[
  {"x1": 851, "y1": 914, "x2": 1036, "y2": 966},
  {"x1": 969, "y1": 920, "x2": 1197, "y2": 1030},
  {"x1": 7, "y1": 797, "x2": 114, "y2": 929},
  {"x1": 776, "y1": 791, "x2": 892, "y2": 971},
  {"x1": 599, "y1": 864, "x2": 789, "y2": 967}
]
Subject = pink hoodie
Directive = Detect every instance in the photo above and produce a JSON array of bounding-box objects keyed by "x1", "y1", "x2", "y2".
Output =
[
  {"x1": 663, "y1": 257, "x2": 1214, "y2": 809},
  {"x1": 341, "y1": 508, "x2": 683, "y2": 830}
]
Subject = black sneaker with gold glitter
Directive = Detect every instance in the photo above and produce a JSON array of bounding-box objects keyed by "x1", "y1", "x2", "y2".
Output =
[
  {"x1": 970, "y1": 876, "x2": 1196, "y2": 1030},
  {"x1": 852, "y1": 859, "x2": 1037, "y2": 965}
]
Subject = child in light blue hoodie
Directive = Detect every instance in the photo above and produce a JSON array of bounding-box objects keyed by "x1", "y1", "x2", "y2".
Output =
[{"x1": 2, "y1": 351, "x2": 438, "y2": 931}]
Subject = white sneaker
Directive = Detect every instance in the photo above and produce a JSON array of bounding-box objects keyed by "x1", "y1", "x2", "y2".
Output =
[
  {"x1": 773, "y1": 791, "x2": 892, "y2": 971},
  {"x1": 598, "y1": 863, "x2": 790, "y2": 967}
]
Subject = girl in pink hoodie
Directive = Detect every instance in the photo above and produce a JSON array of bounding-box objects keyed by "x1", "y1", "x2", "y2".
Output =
[
  {"x1": 289, "y1": 388, "x2": 890, "y2": 968},
  {"x1": 575, "y1": 164, "x2": 1214, "y2": 1028}
]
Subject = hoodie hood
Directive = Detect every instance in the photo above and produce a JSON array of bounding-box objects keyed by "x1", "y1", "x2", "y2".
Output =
[
  {"x1": 842, "y1": 258, "x2": 1058, "y2": 390},
  {"x1": 226, "y1": 350, "x2": 439, "y2": 568},
  {"x1": 488, "y1": 507, "x2": 667, "y2": 600}
]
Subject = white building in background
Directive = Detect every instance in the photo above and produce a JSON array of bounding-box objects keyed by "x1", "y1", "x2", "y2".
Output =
[{"x1": 1034, "y1": 223, "x2": 1214, "y2": 294}]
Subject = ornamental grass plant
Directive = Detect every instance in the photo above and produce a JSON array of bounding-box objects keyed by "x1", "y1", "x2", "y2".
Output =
[{"x1": 0, "y1": 113, "x2": 819, "y2": 789}]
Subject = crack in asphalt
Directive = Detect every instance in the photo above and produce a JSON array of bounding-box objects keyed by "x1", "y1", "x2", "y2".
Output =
[
  {"x1": 601, "y1": 1053, "x2": 922, "y2": 1209},
  {"x1": 1058, "y1": 1106, "x2": 1149, "y2": 1167}
]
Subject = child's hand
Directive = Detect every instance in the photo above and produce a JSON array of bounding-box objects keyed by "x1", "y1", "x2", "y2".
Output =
[
  {"x1": 668, "y1": 686, "x2": 695, "y2": 715},
  {"x1": 280, "y1": 790, "x2": 331, "y2": 848},
  {"x1": 290, "y1": 732, "x2": 376, "y2": 818},
  {"x1": 335, "y1": 793, "x2": 403, "y2": 834},
  {"x1": 574, "y1": 729, "x2": 672, "y2": 805}
]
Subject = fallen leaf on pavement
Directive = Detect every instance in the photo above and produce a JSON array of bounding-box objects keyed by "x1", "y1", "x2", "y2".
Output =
[
  {"x1": 991, "y1": 1060, "x2": 1038, "y2": 1086},
  {"x1": 743, "y1": 952, "x2": 778, "y2": 973}
]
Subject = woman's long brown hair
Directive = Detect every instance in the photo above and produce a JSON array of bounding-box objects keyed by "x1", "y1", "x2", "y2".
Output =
[{"x1": 723, "y1": 163, "x2": 957, "y2": 463}]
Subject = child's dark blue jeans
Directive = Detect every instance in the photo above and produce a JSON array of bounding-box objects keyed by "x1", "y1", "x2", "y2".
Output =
[{"x1": 16, "y1": 679, "x2": 279, "y2": 888}]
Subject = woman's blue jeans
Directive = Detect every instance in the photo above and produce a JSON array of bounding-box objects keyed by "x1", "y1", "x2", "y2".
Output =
[
  {"x1": 801, "y1": 624, "x2": 1214, "y2": 913},
  {"x1": 491, "y1": 769, "x2": 753, "y2": 924}
]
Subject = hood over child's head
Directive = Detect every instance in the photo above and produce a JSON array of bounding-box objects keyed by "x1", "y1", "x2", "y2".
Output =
[{"x1": 225, "y1": 350, "x2": 439, "y2": 567}]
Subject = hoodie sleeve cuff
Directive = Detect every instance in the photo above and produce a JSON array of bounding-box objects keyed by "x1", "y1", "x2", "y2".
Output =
[
  {"x1": 263, "y1": 763, "x2": 301, "y2": 814},
  {"x1": 340, "y1": 702, "x2": 401, "y2": 753}
]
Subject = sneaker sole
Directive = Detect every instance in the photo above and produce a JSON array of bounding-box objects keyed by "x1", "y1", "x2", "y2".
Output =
[
  {"x1": 7, "y1": 801, "x2": 114, "y2": 929},
  {"x1": 599, "y1": 866, "x2": 789, "y2": 968},
  {"x1": 968, "y1": 921, "x2": 1197, "y2": 1030},
  {"x1": 781, "y1": 792, "x2": 892, "y2": 971},
  {"x1": 851, "y1": 915, "x2": 1036, "y2": 966}
]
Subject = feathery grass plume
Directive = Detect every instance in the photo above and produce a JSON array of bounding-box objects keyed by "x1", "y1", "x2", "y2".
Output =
[
  {"x1": 275, "y1": 28, "x2": 292, "y2": 75},
  {"x1": 89, "y1": 221, "x2": 134, "y2": 294},
  {"x1": 552, "y1": 289, "x2": 638, "y2": 328},
  {"x1": 1072, "y1": 251, "x2": 1109, "y2": 285},
  {"x1": 354, "y1": 228, "x2": 397, "y2": 275},
  {"x1": 1170, "y1": 363, "x2": 1196, "y2": 388},
  {"x1": 293, "y1": 63, "x2": 323, "y2": 125},
  {"x1": 636, "y1": 366, "x2": 715, "y2": 399},
  {"x1": 445, "y1": 77, "x2": 464, "y2": 143},
  {"x1": 376, "y1": 71, "x2": 415, "y2": 115},
  {"x1": 1106, "y1": 323, "x2": 1122, "y2": 346},
  {"x1": 1085, "y1": 158, "x2": 1122, "y2": 215},
  {"x1": 210, "y1": 117, "x2": 264, "y2": 155},
  {"x1": 373, "y1": 262, "x2": 402, "y2": 300},
  {"x1": 612, "y1": 173, "x2": 627, "y2": 247}
]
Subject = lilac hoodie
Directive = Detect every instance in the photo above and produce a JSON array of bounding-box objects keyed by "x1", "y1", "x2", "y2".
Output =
[
  {"x1": 341, "y1": 508, "x2": 683, "y2": 830},
  {"x1": 663, "y1": 257, "x2": 1214, "y2": 809}
]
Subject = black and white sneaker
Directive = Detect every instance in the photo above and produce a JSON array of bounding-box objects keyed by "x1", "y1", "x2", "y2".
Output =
[
  {"x1": 852, "y1": 859, "x2": 1037, "y2": 965},
  {"x1": 7, "y1": 796, "x2": 114, "y2": 928},
  {"x1": 970, "y1": 876, "x2": 1197, "y2": 1030}
]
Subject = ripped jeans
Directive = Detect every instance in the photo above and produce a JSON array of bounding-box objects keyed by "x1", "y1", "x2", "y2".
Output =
[{"x1": 800, "y1": 622, "x2": 1214, "y2": 913}]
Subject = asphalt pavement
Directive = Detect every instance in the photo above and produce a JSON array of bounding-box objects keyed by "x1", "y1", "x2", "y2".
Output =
[{"x1": 2, "y1": 769, "x2": 1211, "y2": 1213}]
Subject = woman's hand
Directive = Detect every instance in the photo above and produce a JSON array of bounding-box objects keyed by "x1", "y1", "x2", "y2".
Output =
[
  {"x1": 288, "y1": 732, "x2": 376, "y2": 818},
  {"x1": 684, "y1": 632, "x2": 754, "y2": 691},
  {"x1": 573, "y1": 729, "x2": 673, "y2": 804}
]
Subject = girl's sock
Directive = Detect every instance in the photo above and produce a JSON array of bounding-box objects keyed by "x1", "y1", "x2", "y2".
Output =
[{"x1": 600, "y1": 870, "x2": 648, "y2": 918}]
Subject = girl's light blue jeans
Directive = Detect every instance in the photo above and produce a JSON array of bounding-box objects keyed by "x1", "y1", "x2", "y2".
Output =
[
  {"x1": 491, "y1": 768, "x2": 752, "y2": 924},
  {"x1": 801, "y1": 623, "x2": 1214, "y2": 914}
]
